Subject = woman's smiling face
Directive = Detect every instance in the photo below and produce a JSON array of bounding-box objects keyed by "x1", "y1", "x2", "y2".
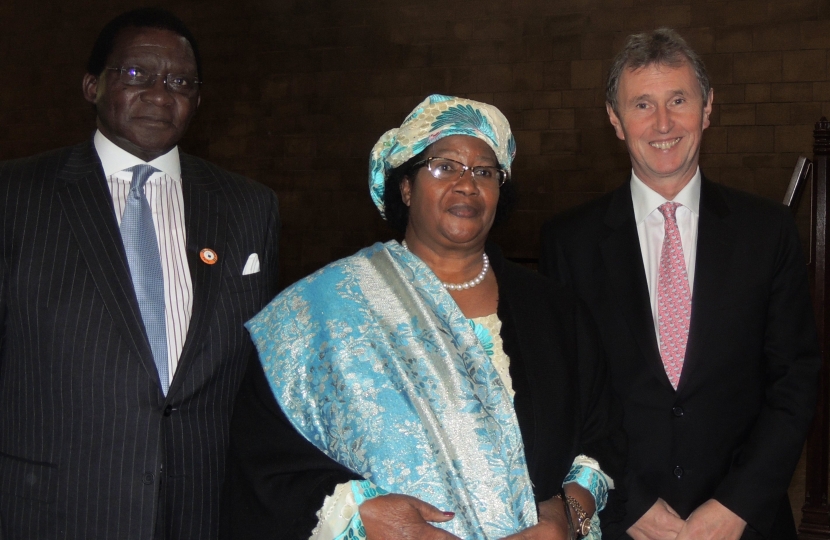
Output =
[{"x1": 401, "y1": 135, "x2": 501, "y2": 251}]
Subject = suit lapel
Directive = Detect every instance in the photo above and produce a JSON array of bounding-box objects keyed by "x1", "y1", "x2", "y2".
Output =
[
  {"x1": 56, "y1": 141, "x2": 160, "y2": 384},
  {"x1": 166, "y1": 154, "x2": 227, "y2": 399},
  {"x1": 677, "y1": 177, "x2": 733, "y2": 392},
  {"x1": 600, "y1": 184, "x2": 672, "y2": 390}
]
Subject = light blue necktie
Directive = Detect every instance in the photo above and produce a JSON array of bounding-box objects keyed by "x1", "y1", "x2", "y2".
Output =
[{"x1": 121, "y1": 164, "x2": 169, "y2": 395}]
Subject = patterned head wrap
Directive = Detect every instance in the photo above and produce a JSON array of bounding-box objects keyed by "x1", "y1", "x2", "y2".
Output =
[{"x1": 369, "y1": 94, "x2": 516, "y2": 217}]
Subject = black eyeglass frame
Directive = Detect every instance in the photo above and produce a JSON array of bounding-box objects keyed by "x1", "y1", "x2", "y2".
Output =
[
  {"x1": 105, "y1": 66, "x2": 202, "y2": 96},
  {"x1": 411, "y1": 156, "x2": 509, "y2": 187}
]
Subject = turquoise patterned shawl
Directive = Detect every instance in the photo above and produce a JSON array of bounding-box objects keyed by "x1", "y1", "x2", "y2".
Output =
[{"x1": 246, "y1": 241, "x2": 537, "y2": 539}]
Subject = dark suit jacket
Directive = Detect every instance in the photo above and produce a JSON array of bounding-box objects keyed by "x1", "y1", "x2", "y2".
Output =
[
  {"x1": 540, "y1": 177, "x2": 820, "y2": 539},
  {"x1": 221, "y1": 244, "x2": 626, "y2": 538},
  {"x1": 0, "y1": 140, "x2": 280, "y2": 540}
]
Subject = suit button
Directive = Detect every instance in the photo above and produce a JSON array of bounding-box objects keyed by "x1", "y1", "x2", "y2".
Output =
[
  {"x1": 164, "y1": 405, "x2": 173, "y2": 417},
  {"x1": 672, "y1": 406, "x2": 684, "y2": 417},
  {"x1": 673, "y1": 466, "x2": 684, "y2": 478},
  {"x1": 143, "y1": 472, "x2": 155, "y2": 485}
]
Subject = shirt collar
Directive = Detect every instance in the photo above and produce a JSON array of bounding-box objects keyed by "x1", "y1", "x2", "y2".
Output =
[
  {"x1": 93, "y1": 130, "x2": 181, "y2": 179},
  {"x1": 630, "y1": 167, "x2": 701, "y2": 224}
]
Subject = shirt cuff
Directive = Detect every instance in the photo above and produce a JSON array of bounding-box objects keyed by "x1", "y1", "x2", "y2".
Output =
[
  {"x1": 310, "y1": 480, "x2": 388, "y2": 540},
  {"x1": 564, "y1": 454, "x2": 614, "y2": 512}
]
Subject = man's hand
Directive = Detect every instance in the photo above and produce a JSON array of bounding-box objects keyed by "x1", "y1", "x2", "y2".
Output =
[
  {"x1": 675, "y1": 499, "x2": 746, "y2": 540},
  {"x1": 627, "y1": 499, "x2": 685, "y2": 540},
  {"x1": 360, "y1": 493, "x2": 460, "y2": 540},
  {"x1": 499, "y1": 496, "x2": 570, "y2": 540}
]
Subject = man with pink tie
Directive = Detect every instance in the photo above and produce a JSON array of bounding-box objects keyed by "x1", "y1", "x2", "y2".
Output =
[{"x1": 541, "y1": 27, "x2": 820, "y2": 540}]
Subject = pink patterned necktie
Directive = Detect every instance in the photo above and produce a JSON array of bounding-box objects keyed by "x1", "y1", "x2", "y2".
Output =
[{"x1": 657, "y1": 202, "x2": 691, "y2": 389}]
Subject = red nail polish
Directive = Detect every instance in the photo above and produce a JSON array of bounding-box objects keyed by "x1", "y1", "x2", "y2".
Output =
[{"x1": 443, "y1": 511, "x2": 455, "y2": 517}]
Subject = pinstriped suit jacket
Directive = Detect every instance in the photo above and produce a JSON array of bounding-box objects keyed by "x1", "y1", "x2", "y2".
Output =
[{"x1": 0, "y1": 140, "x2": 280, "y2": 539}]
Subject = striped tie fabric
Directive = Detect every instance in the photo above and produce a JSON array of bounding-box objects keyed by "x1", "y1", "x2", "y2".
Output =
[
  {"x1": 121, "y1": 164, "x2": 169, "y2": 395},
  {"x1": 657, "y1": 202, "x2": 691, "y2": 389}
]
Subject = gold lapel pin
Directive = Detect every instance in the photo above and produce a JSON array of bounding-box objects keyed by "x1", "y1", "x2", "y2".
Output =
[{"x1": 200, "y1": 248, "x2": 218, "y2": 265}]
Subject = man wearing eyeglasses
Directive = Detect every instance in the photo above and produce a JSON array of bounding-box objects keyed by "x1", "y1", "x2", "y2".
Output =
[{"x1": 0, "y1": 8, "x2": 279, "y2": 540}]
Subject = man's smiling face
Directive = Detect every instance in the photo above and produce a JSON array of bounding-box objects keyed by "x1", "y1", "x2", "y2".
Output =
[{"x1": 607, "y1": 61, "x2": 712, "y2": 196}]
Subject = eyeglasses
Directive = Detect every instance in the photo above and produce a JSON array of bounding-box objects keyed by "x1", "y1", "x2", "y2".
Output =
[
  {"x1": 412, "y1": 157, "x2": 508, "y2": 187},
  {"x1": 106, "y1": 66, "x2": 202, "y2": 96}
]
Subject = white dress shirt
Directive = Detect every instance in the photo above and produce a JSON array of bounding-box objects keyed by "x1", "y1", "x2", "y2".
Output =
[
  {"x1": 94, "y1": 130, "x2": 193, "y2": 380},
  {"x1": 630, "y1": 168, "x2": 701, "y2": 346}
]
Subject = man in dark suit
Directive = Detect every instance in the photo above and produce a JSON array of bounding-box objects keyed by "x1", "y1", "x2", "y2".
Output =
[
  {"x1": 0, "y1": 8, "x2": 279, "y2": 539},
  {"x1": 541, "y1": 28, "x2": 820, "y2": 540}
]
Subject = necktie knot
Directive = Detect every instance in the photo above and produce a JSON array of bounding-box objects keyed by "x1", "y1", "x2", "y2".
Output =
[
  {"x1": 659, "y1": 201, "x2": 681, "y2": 221},
  {"x1": 126, "y1": 165, "x2": 159, "y2": 196}
]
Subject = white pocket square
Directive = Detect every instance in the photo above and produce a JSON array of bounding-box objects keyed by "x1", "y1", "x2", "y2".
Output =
[{"x1": 242, "y1": 253, "x2": 260, "y2": 275}]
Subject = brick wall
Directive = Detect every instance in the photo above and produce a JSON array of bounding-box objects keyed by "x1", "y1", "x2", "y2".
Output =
[{"x1": 3, "y1": 0, "x2": 827, "y2": 287}]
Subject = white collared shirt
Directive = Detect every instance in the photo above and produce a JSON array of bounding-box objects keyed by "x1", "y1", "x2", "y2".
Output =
[
  {"x1": 94, "y1": 130, "x2": 193, "y2": 380},
  {"x1": 630, "y1": 168, "x2": 701, "y2": 345}
]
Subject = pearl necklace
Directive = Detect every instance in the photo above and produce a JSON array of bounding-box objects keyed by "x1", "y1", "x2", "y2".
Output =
[{"x1": 401, "y1": 240, "x2": 490, "y2": 291}]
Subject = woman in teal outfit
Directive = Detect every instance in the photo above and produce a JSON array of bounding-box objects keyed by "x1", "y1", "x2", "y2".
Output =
[{"x1": 243, "y1": 95, "x2": 625, "y2": 540}]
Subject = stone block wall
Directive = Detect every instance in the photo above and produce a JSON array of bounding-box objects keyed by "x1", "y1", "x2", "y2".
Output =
[{"x1": 2, "y1": 0, "x2": 828, "y2": 287}]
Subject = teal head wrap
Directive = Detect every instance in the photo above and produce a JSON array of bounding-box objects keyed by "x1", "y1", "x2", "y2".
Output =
[{"x1": 369, "y1": 94, "x2": 516, "y2": 218}]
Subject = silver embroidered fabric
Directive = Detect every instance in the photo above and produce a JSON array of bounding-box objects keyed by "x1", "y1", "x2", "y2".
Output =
[{"x1": 246, "y1": 241, "x2": 537, "y2": 538}]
